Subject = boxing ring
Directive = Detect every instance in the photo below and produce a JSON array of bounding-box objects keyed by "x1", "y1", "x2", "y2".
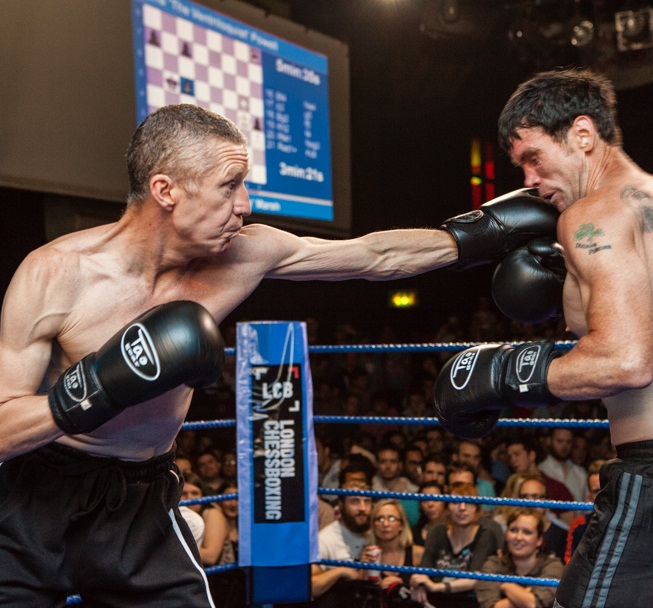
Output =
[{"x1": 65, "y1": 337, "x2": 604, "y2": 606}]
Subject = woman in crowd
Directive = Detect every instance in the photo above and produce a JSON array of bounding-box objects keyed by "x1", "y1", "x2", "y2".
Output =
[
  {"x1": 217, "y1": 481, "x2": 239, "y2": 565},
  {"x1": 370, "y1": 499, "x2": 424, "y2": 592},
  {"x1": 476, "y1": 508, "x2": 564, "y2": 608},
  {"x1": 180, "y1": 471, "x2": 229, "y2": 566},
  {"x1": 412, "y1": 481, "x2": 447, "y2": 546},
  {"x1": 492, "y1": 473, "x2": 527, "y2": 531},
  {"x1": 410, "y1": 483, "x2": 498, "y2": 608},
  {"x1": 209, "y1": 482, "x2": 245, "y2": 608}
]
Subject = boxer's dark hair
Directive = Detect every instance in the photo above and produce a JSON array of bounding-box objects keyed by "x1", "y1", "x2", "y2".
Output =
[{"x1": 498, "y1": 67, "x2": 621, "y2": 154}]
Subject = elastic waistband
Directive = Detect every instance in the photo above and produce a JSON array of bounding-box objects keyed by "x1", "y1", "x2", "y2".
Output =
[
  {"x1": 616, "y1": 439, "x2": 653, "y2": 460},
  {"x1": 35, "y1": 442, "x2": 176, "y2": 481}
]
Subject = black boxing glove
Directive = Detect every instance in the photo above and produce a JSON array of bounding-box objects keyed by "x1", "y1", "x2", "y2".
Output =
[
  {"x1": 433, "y1": 341, "x2": 561, "y2": 439},
  {"x1": 492, "y1": 237, "x2": 566, "y2": 324},
  {"x1": 49, "y1": 301, "x2": 225, "y2": 434},
  {"x1": 440, "y1": 189, "x2": 559, "y2": 270}
]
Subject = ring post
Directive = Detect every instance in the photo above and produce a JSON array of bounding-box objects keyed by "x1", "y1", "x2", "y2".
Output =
[{"x1": 236, "y1": 321, "x2": 318, "y2": 604}]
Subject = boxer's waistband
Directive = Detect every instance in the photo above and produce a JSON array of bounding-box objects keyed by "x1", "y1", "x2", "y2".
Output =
[
  {"x1": 616, "y1": 439, "x2": 653, "y2": 461},
  {"x1": 34, "y1": 441, "x2": 176, "y2": 482}
]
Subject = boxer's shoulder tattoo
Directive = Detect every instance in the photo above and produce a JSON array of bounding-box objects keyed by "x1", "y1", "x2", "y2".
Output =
[
  {"x1": 621, "y1": 185, "x2": 653, "y2": 232},
  {"x1": 574, "y1": 223, "x2": 612, "y2": 255}
]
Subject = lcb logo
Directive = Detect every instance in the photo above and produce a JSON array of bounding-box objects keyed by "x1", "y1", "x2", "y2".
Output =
[{"x1": 121, "y1": 324, "x2": 161, "y2": 381}]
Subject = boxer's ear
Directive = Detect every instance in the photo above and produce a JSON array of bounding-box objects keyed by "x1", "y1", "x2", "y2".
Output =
[
  {"x1": 150, "y1": 174, "x2": 176, "y2": 211},
  {"x1": 570, "y1": 116, "x2": 596, "y2": 152}
]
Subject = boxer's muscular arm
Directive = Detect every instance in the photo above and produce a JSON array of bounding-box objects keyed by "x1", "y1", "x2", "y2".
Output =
[
  {"x1": 233, "y1": 224, "x2": 458, "y2": 282},
  {"x1": 547, "y1": 197, "x2": 653, "y2": 399},
  {"x1": 0, "y1": 251, "x2": 68, "y2": 460}
]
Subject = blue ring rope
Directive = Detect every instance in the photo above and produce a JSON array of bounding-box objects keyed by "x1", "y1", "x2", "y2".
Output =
[
  {"x1": 181, "y1": 417, "x2": 610, "y2": 431},
  {"x1": 222, "y1": 339, "x2": 577, "y2": 357},
  {"x1": 319, "y1": 559, "x2": 560, "y2": 587}
]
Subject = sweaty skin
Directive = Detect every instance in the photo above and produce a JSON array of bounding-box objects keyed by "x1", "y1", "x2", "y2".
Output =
[
  {"x1": 510, "y1": 122, "x2": 653, "y2": 447},
  {"x1": 0, "y1": 140, "x2": 457, "y2": 462}
]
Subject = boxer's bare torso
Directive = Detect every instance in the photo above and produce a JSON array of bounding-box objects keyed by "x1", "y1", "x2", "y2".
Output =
[
  {"x1": 558, "y1": 172, "x2": 653, "y2": 447},
  {"x1": 509, "y1": 123, "x2": 653, "y2": 448},
  {"x1": 3, "y1": 220, "x2": 267, "y2": 461}
]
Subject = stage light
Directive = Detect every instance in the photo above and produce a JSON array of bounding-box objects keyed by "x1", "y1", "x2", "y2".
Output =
[
  {"x1": 440, "y1": 0, "x2": 460, "y2": 24},
  {"x1": 570, "y1": 19, "x2": 595, "y2": 47},
  {"x1": 615, "y1": 8, "x2": 653, "y2": 51},
  {"x1": 388, "y1": 290, "x2": 418, "y2": 309}
]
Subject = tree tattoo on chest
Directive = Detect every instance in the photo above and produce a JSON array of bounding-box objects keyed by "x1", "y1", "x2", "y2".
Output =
[{"x1": 574, "y1": 223, "x2": 612, "y2": 255}]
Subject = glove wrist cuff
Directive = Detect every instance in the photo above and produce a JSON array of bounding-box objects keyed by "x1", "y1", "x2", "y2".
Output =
[
  {"x1": 48, "y1": 355, "x2": 123, "y2": 434},
  {"x1": 505, "y1": 341, "x2": 560, "y2": 407},
  {"x1": 440, "y1": 213, "x2": 495, "y2": 271}
]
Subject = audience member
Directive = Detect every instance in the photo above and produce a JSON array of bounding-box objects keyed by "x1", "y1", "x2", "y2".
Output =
[
  {"x1": 403, "y1": 443, "x2": 425, "y2": 487},
  {"x1": 176, "y1": 429, "x2": 200, "y2": 460},
  {"x1": 453, "y1": 441, "x2": 497, "y2": 507},
  {"x1": 539, "y1": 429, "x2": 589, "y2": 503},
  {"x1": 506, "y1": 436, "x2": 575, "y2": 524},
  {"x1": 571, "y1": 433, "x2": 591, "y2": 469},
  {"x1": 221, "y1": 449, "x2": 238, "y2": 486},
  {"x1": 208, "y1": 481, "x2": 243, "y2": 608},
  {"x1": 587, "y1": 430, "x2": 617, "y2": 461},
  {"x1": 196, "y1": 449, "x2": 224, "y2": 492},
  {"x1": 178, "y1": 504, "x2": 205, "y2": 550},
  {"x1": 565, "y1": 459, "x2": 605, "y2": 564},
  {"x1": 310, "y1": 479, "x2": 374, "y2": 602},
  {"x1": 492, "y1": 472, "x2": 528, "y2": 532},
  {"x1": 322, "y1": 453, "x2": 376, "y2": 504},
  {"x1": 175, "y1": 452, "x2": 194, "y2": 476},
  {"x1": 411, "y1": 436, "x2": 430, "y2": 460},
  {"x1": 181, "y1": 472, "x2": 229, "y2": 566},
  {"x1": 401, "y1": 388, "x2": 433, "y2": 439},
  {"x1": 372, "y1": 444, "x2": 420, "y2": 527},
  {"x1": 476, "y1": 508, "x2": 564, "y2": 608},
  {"x1": 423, "y1": 427, "x2": 446, "y2": 457},
  {"x1": 316, "y1": 433, "x2": 338, "y2": 485},
  {"x1": 216, "y1": 482, "x2": 239, "y2": 566},
  {"x1": 370, "y1": 499, "x2": 424, "y2": 592},
  {"x1": 517, "y1": 475, "x2": 568, "y2": 560},
  {"x1": 410, "y1": 483, "x2": 498, "y2": 608},
  {"x1": 422, "y1": 455, "x2": 448, "y2": 488},
  {"x1": 412, "y1": 481, "x2": 447, "y2": 546},
  {"x1": 507, "y1": 437, "x2": 574, "y2": 503},
  {"x1": 446, "y1": 463, "x2": 504, "y2": 548}
]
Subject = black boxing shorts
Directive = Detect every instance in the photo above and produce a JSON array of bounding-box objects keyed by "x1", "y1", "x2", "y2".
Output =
[
  {"x1": 0, "y1": 442, "x2": 215, "y2": 608},
  {"x1": 555, "y1": 440, "x2": 653, "y2": 608}
]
